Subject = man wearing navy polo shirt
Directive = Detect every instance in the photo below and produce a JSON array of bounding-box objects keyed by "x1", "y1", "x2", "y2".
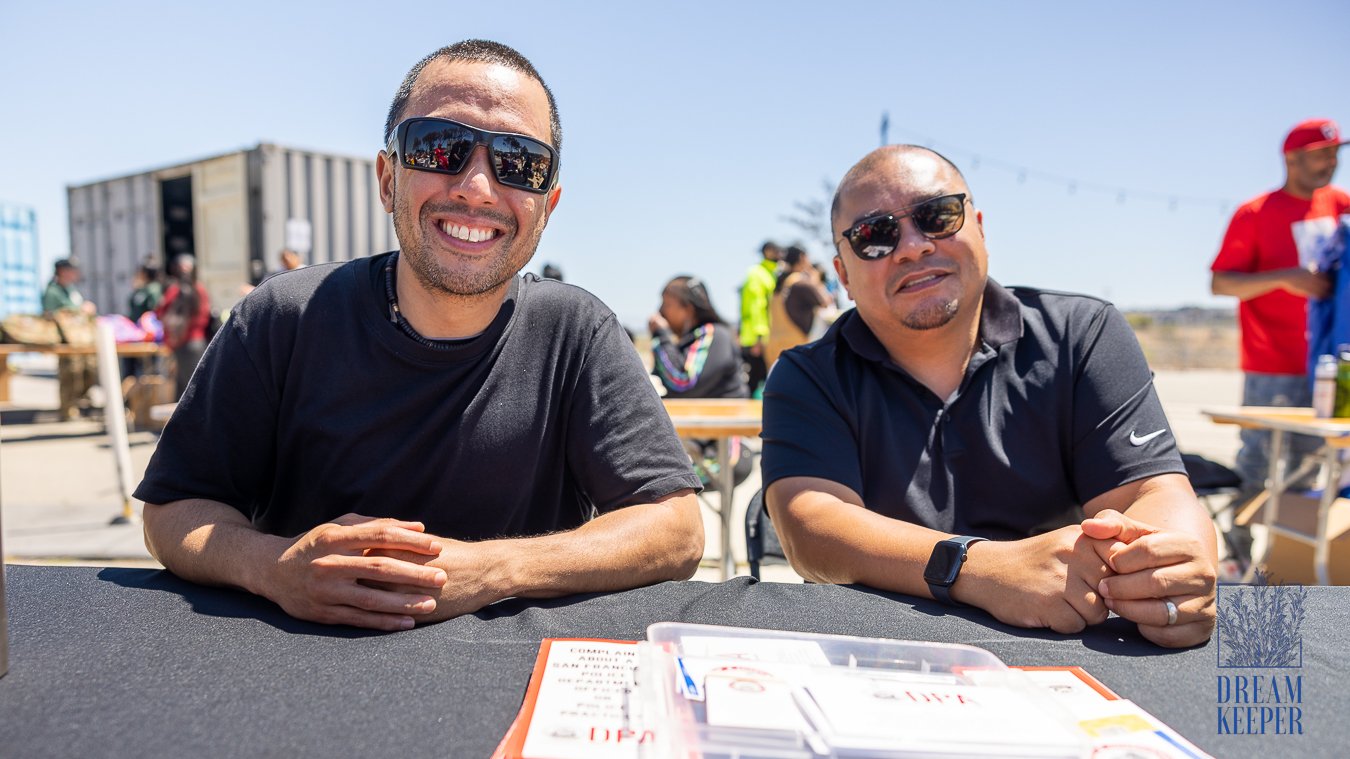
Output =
[{"x1": 762, "y1": 145, "x2": 1217, "y2": 648}]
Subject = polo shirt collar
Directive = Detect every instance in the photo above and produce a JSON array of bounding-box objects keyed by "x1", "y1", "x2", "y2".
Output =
[
  {"x1": 979, "y1": 278, "x2": 1023, "y2": 349},
  {"x1": 840, "y1": 277, "x2": 1024, "y2": 365}
]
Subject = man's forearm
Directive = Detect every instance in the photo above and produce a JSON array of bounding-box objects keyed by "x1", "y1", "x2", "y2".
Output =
[
  {"x1": 768, "y1": 490, "x2": 1093, "y2": 616},
  {"x1": 1210, "y1": 269, "x2": 1299, "y2": 300},
  {"x1": 767, "y1": 477, "x2": 1113, "y2": 633},
  {"x1": 766, "y1": 479, "x2": 946, "y2": 595},
  {"x1": 462, "y1": 492, "x2": 703, "y2": 605},
  {"x1": 143, "y1": 499, "x2": 287, "y2": 596}
]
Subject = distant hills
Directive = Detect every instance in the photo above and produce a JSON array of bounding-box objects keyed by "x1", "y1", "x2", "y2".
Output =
[
  {"x1": 1125, "y1": 307, "x2": 1237, "y2": 369},
  {"x1": 1124, "y1": 306, "x2": 1236, "y2": 329}
]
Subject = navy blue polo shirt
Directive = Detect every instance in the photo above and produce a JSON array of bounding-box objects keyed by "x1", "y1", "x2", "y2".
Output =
[{"x1": 761, "y1": 280, "x2": 1185, "y2": 540}]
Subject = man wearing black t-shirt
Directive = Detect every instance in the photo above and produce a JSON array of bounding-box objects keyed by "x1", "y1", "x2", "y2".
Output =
[
  {"x1": 135, "y1": 40, "x2": 703, "y2": 631},
  {"x1": 762, "y1": 145, "x2": 1217, "y2": 648}
]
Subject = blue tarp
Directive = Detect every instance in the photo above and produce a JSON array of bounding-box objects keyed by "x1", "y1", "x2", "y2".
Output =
[
  {"x1": 1306, "y1": 217, "x2": 1350, "y2": 382},
  {"x1": 1306, "y1": 217, "x2": 1350, "y2": 496}
]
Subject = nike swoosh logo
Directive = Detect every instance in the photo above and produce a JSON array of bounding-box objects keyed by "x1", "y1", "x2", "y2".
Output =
[{"x1": 1129, "y1": 429, "x2": 1167, "y2": 446}]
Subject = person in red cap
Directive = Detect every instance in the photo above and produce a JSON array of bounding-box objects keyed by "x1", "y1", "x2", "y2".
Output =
[{"x1": 1210, "y1": 118, "x2": 1350, "y2": 550}]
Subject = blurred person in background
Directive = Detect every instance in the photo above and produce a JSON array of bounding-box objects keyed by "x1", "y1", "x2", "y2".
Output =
[
  {"x1": 156, "y1": 254, "x2": 212, "y2": 400},
  {"x1": 242, "y1": 249, "x2": 307, "y2": 298},
  {"x1": 42, "y1": 258, "x2": 95, "y2": 316},
  {"x1": 41, "y1": 258, "x2": 97, "y2": 419},
  {"x1": 651, "y1": 275, "x2": 747, "y2": 400},
  {"x1": 1210, "y1": 118, "x2": 1349, "y2": 559},
  {"x1": 128, "y1": 258, "x2": 164, "y2": 320},
  {"x1": 278, "y1": 248, "x2": 304, "y2": 273},
  {"x1": 124, "y1": 257, "x2": 164, "y2": 376},
  {"x1": 766, "y1": 245, "x2": 833, "y2": 367},
  {"x1": 650, "y1": 274, "x2": 753, "y2": 487},
  {"x1": 739, "y1": 241, "x2": 780, "y2": 398}
]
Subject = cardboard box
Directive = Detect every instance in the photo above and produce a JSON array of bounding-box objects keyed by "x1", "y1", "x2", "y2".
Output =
[
  {"x1": 124, "y1": 375, "x2": 174, "y2": 431},
  {"x1": 1242, "y1": 493, "x2": 1350, "y2": 585}
]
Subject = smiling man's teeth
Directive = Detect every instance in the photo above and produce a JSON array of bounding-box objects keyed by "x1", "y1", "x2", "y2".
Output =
[
  {"x1": 903, "y1": 274, "x2": 939, "y2": 289},
  {"x1": 440, "y1": 222, "x2": 497, "y2": 243}
]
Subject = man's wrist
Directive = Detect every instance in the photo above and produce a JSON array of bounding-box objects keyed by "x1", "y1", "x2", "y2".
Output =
[
  {"x1": 465, "y1": 539, "x2": 517, "y2": 602},
  {"x1": 948, "y1": 539, "x2": 998, "y2": 608},
  {"x1": 924, "y1": 535, "x2": 988, "y2": 605},
  {"x1": 242, "y1": 533, "x2": 293, "y2": 600}
]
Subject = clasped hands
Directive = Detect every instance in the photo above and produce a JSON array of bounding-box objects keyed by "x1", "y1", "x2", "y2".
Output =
[
  {"x1": 966, "y1": 510, "x2": 1216, "y2": 648},
  {"x1": 262, "y1": 513, "x2": 491, "y2": 631}
]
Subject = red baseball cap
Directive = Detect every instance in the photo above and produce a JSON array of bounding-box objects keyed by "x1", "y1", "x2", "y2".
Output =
[{"x1": 1283, "y1": 119, "x2": 1346, "y2": 153}]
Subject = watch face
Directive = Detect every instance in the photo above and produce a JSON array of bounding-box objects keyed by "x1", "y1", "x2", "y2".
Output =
[{"x1": 923, "y1": 540, "x2": 966, "y2": 586}]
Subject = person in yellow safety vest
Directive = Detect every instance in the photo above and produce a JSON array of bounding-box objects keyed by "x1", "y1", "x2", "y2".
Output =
[{"x1": 739, "y1": 241, "x2": 781, "y2": 397}]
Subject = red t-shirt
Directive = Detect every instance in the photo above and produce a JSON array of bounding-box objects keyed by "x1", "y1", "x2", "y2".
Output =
[{"x1": 1211, "y1": 186, "x2": 1350, "y2": 374}]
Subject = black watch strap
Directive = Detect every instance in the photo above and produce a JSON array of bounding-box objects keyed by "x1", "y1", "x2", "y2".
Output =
[{"x1": 926, "y1": 535, "x2": 988, "y2": 606}]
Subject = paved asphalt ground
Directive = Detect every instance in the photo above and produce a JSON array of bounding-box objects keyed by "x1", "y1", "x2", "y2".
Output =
[{"x1": 1, "y1": 361, "x2": 1243, "y2": 584}]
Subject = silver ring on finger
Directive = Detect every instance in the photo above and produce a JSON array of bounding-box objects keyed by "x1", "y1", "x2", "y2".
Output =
[{"x1": 1164, "y1": 598, "x2": 1178, "y2": 626}]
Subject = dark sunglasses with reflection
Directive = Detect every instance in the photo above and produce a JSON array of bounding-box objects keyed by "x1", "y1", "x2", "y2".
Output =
[
  {"x1": 838, "y1": 193, "x2": 970, "y2": 260},
  {"x1": 385, "y1": 117, "x2": 559, "y2": 194}
]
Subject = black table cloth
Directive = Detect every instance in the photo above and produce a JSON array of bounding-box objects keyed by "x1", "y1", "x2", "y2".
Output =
[{"x1": 1, "y1": 566, "x2": 1346, "y2": 758}]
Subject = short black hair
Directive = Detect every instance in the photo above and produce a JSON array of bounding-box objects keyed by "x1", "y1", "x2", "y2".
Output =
[
  {"x1": 384, "y1": 40, "x2": 562, "y2": 158},
  {"x1": 760, "y1": 241, "x2": 782, "y2": 257},
  {"x1": 830, "y1": 145, "x2": 968, "y2": 229}
]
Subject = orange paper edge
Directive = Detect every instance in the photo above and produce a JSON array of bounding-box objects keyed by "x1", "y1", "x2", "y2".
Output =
[
  {"x1": 1013, "y1": 665, "x2": 1120, "y2": 700},
  {"x1": 491, "y1": 638, "x2": 639, "y2": 759}
]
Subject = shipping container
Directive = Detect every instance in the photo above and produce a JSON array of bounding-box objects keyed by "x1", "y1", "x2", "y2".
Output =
[
  {"x1": 67, "y1": 144, "x2": 395, "y2": 317},
  {"x1": 0, "y1": 202, "x2": 40, "y2": 320}
]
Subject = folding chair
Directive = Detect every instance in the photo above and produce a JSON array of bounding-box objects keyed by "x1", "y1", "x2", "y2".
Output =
[{"x1": 745, "y1": 488, "x2": 788, "y2": 580}]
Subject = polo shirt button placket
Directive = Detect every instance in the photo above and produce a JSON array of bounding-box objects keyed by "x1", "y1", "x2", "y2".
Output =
[
  {"x1": 930, "y1": 407, "x2": 945, "y2": 458},
  {"x1": 938, "y1": 403, "x2": 965, "y2": 458}
]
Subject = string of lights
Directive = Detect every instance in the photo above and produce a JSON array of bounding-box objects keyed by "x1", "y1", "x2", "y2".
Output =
[{"x1": 881, "y1": 117, "x2": 1238, "y2": 216}]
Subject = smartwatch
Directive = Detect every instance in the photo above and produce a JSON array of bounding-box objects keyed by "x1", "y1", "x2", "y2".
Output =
[{"x1": 923, "y1": 535, "x2": 988, "y2": 606}]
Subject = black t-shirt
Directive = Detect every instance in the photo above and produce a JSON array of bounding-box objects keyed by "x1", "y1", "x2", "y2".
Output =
[
  {"x1": 761, "y1": 280, "x2": 1186, "y2": 540},
  {"x1": 134, "y1": 252, "x2": 702, "y2": 540}
]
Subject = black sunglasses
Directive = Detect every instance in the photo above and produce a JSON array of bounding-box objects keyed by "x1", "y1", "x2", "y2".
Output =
[
  {"x1": 838, "y1": 193, "x2": 970, "y2": 260},
  {"x1": 385, "y1": 117, "x2": 559, "y2": 194}
]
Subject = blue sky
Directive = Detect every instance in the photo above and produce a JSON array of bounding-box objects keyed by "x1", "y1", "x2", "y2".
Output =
[{"x1": 2, "y1": 1, "x2": 1347, "y2": 329}]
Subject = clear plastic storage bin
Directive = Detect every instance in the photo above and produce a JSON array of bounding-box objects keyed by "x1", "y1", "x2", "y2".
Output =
[{"x1": 636, "y1": 623, "x2": 1085, "y2": 759}]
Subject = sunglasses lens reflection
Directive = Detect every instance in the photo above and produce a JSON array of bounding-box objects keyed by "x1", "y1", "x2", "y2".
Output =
[
  {"x1": 852, "y1": 217, "x2": 901, "y2": 260},
  {"x1": 402, "y1": 120, "x2": 476, "y2": 172},
  {"x1": 490, "y1": 135, "x2": 555, "y2": 191},
  {"x1": 848, "y1": 195, "x2": 966, "y2": 259},
  {"x1": 398, "y1": 118, "x2": 555, "y2": 192},
  {"x1": 913, "y1": 196, "x2": 965, "y2": 238}
]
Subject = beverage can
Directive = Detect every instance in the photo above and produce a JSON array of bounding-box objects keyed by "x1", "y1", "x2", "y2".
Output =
[
  {"x1": 1336, "y1": 349, "x2": 1350, "y2": 418},
  {"x1": 1314, "y1": 354, "x2": 1338, "y2": 418}
]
